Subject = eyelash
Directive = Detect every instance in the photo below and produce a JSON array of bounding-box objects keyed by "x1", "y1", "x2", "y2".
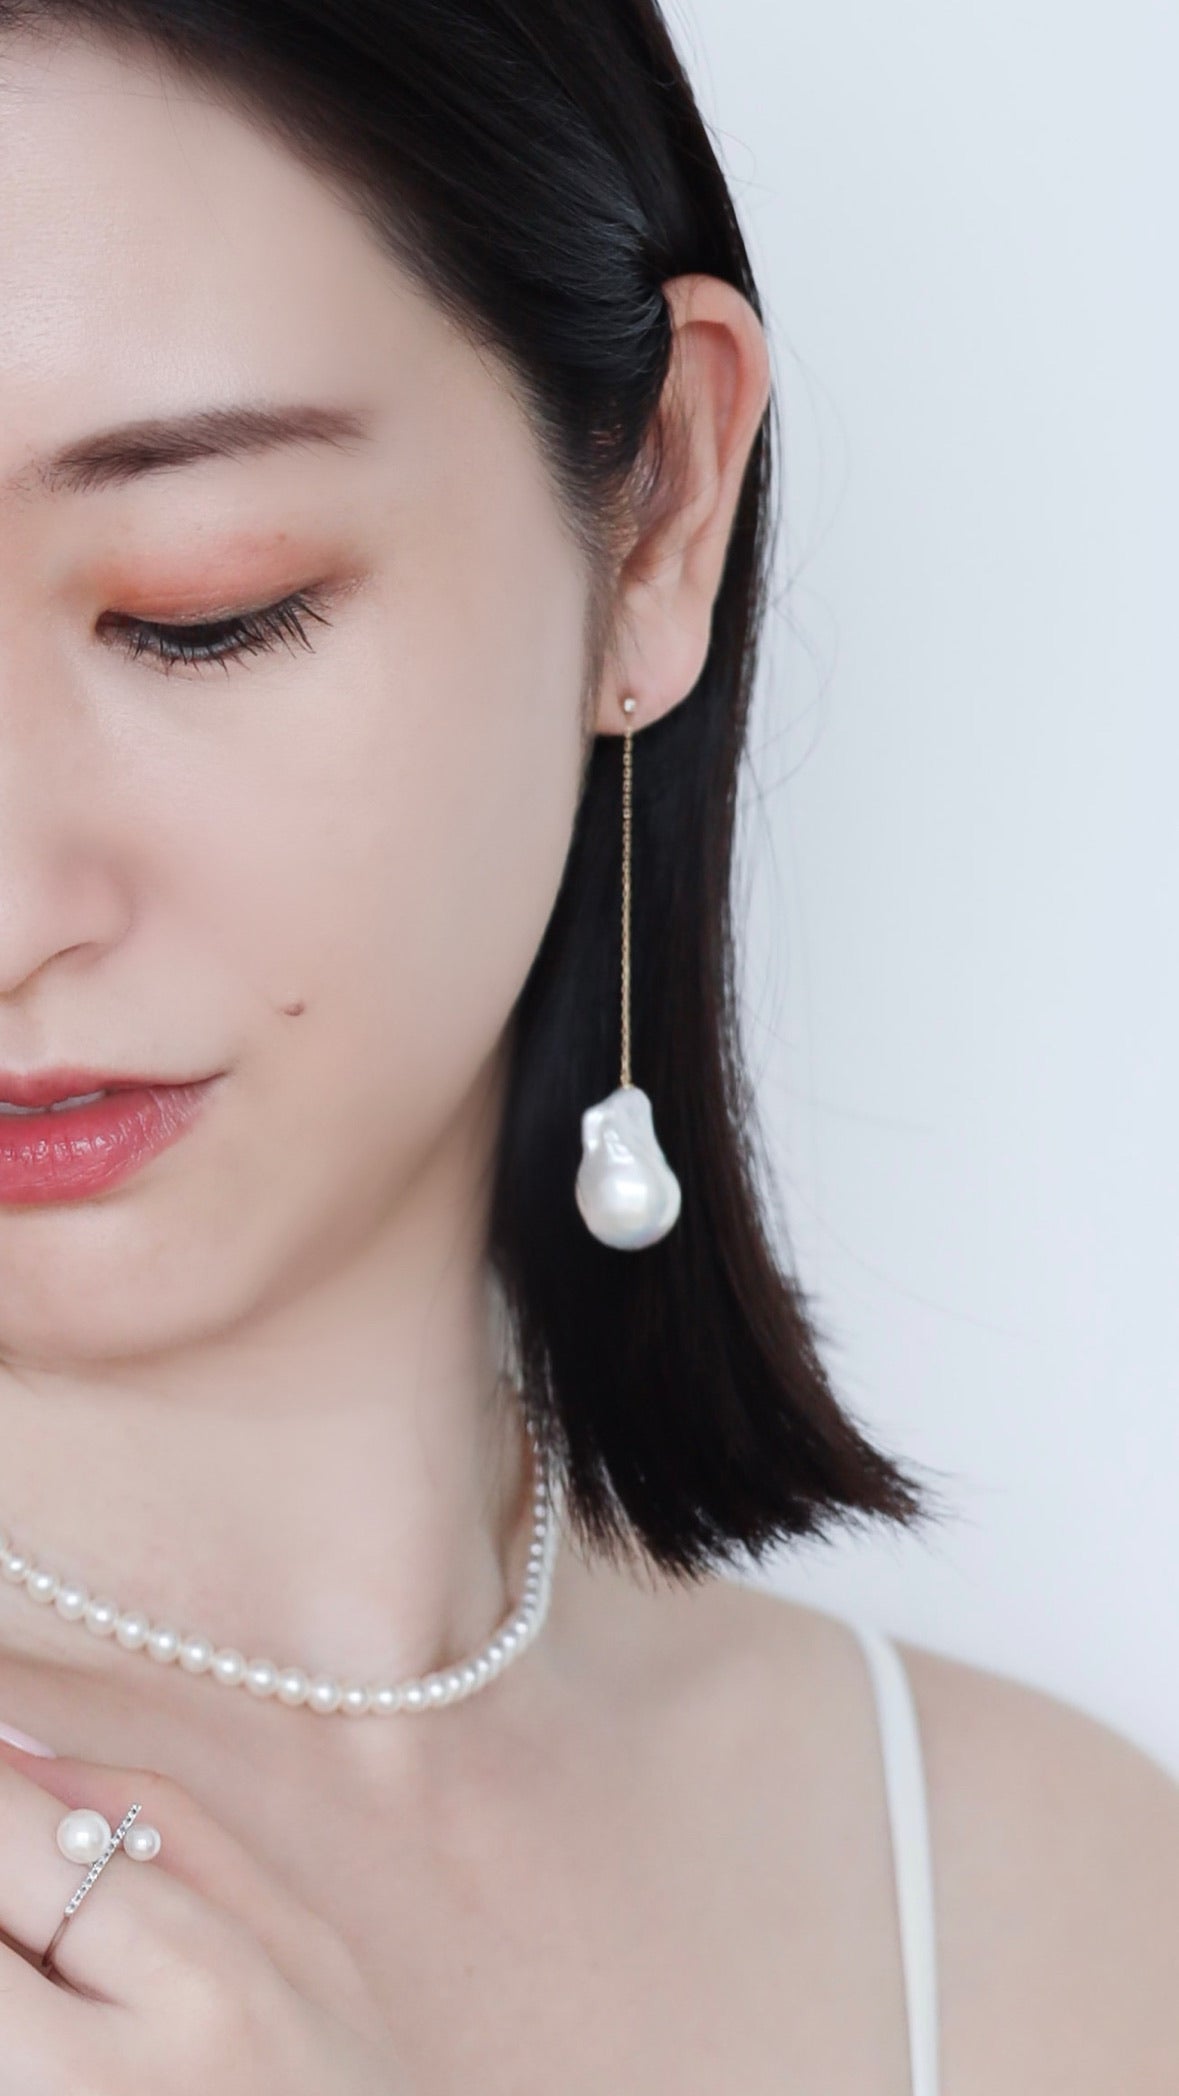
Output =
[{"x1": 101, "y1": 587, "x2": 333, "y2": 675}]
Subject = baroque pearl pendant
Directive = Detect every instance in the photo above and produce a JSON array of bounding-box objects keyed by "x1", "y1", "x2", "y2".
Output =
[{"x1": 575, "y1": 1083, "x2": 682, "y2": 1249}]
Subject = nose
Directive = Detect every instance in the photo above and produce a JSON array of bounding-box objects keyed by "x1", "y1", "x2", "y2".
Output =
[{"x1": 0, "y1": 635, "x2": 131, "y2": 999}]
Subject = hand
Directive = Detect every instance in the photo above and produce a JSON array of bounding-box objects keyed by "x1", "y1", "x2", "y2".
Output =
[{"x1": 0, "y1": 1734, "x2": 412, "y2": 2095}]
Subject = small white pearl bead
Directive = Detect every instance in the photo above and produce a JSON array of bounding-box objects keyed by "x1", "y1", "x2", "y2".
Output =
[
  {"x1": 244, "y1": 1659, "x2": 279, "y2": 1698},
  {"x1": 124, "y1": 1822, "x2": 162, "y2": 1862},
  {"x1": 340, "y1": 1684, "x2": 370, "y2": 1716},
  {"x1": 84, "y1": 1597, "x2": 119, "y2": 1636},
  {"x1": 25, "y1": 1567, "x2": 59, "y2": 1605},
  {"x1": 425, "y1": 1677, "x2": 448, "y2": 1704},
  {"x1": 370, "y1": 1684, "x2": 403, "y2": 1714},
  {"x1": 474, "y1": 1655, "x2": 492, "y2": 1680},
  {"x1": 178, "y1": 1635, "x2": 214, "y2": 1673},
  {"x1": 211, "y1": 1647, "x2": 246, "y2": 1687},
  {"x1": 1, "y1": 1550, "x2": 31, "y2": 1584},
  {"x1": 306, "y1": 1676, "x2": 341, "y2": 1714},
  {"x1": 401, "y1": 1682, "x2": 426, "y2": 1710},
  {"x1": 146, "y1": 1625, "x2": 181, "y2": 1663},
  {"x1": 499, "y1": 1629, "x2": 519, "y2": 1653},
  {"x1": 275, "y1": 1667, "x2": 309, "y2": 1707},
  {"x1": 54, "y1": 1581, "x2": 89, "y2": 1622},
  {"x1": 115, "y1": 1611, "x2": 150, "y2": 1650},
  {"x1": 56, "y1": 1808, "x2": 111, "y2": 1865},
  {"x1": 459, "y1": 1664, "x2": 478, "y2": 1690}
]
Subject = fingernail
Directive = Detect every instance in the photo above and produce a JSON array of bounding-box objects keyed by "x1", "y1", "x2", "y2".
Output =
[{"x1": 0, "y1": 1718, "x2": 57, "y2": 1757}]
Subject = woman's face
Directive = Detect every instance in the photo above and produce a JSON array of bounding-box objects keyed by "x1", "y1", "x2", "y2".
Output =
[{"x1": 0, "y1": 33, "x2": 594, "y2": 1360}]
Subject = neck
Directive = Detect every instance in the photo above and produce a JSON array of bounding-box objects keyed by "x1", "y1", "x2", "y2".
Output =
[{"x1": 0, "y1": 1233, "x2": 531, "y2": 1690}]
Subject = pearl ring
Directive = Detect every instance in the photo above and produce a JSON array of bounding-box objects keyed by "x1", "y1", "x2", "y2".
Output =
[{"x1": 40, "y1": 1803, "x2": 163, "y2": 1974}]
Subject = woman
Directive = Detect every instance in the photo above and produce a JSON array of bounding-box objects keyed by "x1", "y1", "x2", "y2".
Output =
[{"x1": 0, "y1": 3, "x2": 1173, "y2": 2089}]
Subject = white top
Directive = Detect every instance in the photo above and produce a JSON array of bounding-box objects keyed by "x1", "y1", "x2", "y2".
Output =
[{"x1": 844, "y1": 1615, "x2": 941, "y2": 2096}]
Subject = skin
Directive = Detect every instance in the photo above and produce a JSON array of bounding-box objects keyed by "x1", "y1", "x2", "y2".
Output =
[{"x1": 0, "y1": 26, "x2": 1175, "y2": 2094}]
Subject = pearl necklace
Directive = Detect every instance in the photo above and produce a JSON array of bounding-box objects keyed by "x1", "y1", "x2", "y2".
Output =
[{"x1": 0, "y1": 1406, "x2": 560, "y2": 1717}]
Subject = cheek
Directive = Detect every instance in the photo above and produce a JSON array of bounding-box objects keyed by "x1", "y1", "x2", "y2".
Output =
[
  {"x1": 311, "y1": 730, "x2": 578, "y2": 1127},
  {"x1": 192, "y1": 518, "x2": 589, "y2": 1183}
]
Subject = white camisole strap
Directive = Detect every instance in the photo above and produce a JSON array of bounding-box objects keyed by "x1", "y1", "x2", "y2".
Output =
[{"x1": 843, "y1": 1615, "x2": 941, "y2": 2096}]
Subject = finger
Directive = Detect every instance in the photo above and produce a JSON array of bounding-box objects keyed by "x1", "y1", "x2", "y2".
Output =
[
  {"x1": 0, "y1": 1741, "x2": 369, "y2": 2020},
  {"x1": 0, "y1": 1744, "x2": 224, "y2": 2007},
  {"x1": 0, "y1": 1927, "x2": 101, "y2": 2088}
]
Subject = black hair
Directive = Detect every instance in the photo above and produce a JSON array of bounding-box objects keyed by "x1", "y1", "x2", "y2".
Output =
[{"x1": 2, "y1": 0, "x2": 951, "y2": 1579}]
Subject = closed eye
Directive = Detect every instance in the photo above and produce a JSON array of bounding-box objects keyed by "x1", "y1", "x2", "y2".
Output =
[{"x1": 98, "y1": 587, "x2": 333, "y2": 675}]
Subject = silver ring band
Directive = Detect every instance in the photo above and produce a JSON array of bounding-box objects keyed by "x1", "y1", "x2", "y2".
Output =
[{"x1": 40, "y1": 1802, "x2": 152, "y2": 1975}]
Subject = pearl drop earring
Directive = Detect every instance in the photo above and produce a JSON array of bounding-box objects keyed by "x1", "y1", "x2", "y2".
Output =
[{"x1": 575, "y1": 697, "x2": 682, "y2": 1249}]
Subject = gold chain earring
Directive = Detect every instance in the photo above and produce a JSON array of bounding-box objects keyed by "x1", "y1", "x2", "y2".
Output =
[{"x1": 575, "y1": 696, "x2": 682, "y2": 1248}]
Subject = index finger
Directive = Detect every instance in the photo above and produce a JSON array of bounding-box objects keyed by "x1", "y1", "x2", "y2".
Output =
[
  {"x1": 0, "y1": 1745, "x2": 173, "y2": 2004},
  {"x1": 0, "y1": 1741, "x2": 367, "y2": 2018}
]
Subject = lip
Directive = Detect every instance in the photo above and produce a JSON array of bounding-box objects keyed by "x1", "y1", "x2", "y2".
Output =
[
  {"x1": 0, "y1": 1067, "x2": 192, "y2": 1111},
  {"x1": 0, "y1": 1078, "x2": 222, "y2": 1206}
]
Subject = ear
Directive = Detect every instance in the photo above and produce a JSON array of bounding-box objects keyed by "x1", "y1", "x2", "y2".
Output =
[{"x1": 593, "y1": 274, "x2": 771, "y2": 736}]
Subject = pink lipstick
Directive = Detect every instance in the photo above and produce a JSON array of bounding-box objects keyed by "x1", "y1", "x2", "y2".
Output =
[{"x1": 0, "y1": 1071, "x2": 220, "y2": 1205}]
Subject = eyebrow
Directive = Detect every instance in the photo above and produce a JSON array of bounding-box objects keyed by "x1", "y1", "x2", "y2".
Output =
[{"x1": 7, "y1": 400, "x2": 375, "y2": 499}]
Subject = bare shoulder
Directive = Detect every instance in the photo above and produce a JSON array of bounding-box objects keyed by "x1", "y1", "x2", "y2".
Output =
[
  {"x1": 894, "y1": 1628, "x2": 1179, "y2": 2094},
  {"x1": 560, "y1": 1551, "x2": 1178, "y2": 2088},
  {"x1": 703, "y1": 1579, "x2": 1179, "y2": 2095}
]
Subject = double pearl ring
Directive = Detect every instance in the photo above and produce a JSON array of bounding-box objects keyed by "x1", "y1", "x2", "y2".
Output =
[
  {"x1": 56, "y1": 1804, "x2": 162, "y2": 1867},
  {"x1": 41, "y1": 1803, "x2": 163, "y2": 1975}
]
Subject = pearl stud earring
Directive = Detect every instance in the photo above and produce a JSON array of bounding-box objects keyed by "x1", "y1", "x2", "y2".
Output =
[{"x1": 575, "y1": 697, "x2": 682, "y2": 1249}]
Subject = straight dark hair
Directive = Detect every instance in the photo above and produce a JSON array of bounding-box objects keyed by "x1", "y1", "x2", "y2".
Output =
[{"x1": 2, "y1": 0, "x2": 949, "y2": 1578}]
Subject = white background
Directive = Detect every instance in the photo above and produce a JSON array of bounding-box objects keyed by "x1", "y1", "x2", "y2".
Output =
[{"x1": 670, "y1": 0, "x2": 1178, "y2": 1774}]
